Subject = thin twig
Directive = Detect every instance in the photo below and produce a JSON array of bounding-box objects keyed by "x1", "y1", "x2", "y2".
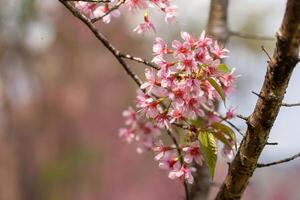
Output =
[
  {"x1": 230, "y1": 31, "x2": 274, "y2": 41},
  {"x1": 236, "y1": 114, "x2": 248, "y2": 121},
  {"x1": 59, "y1": 0, "x2": 143, "y2": 86},
  {"x1": 261, "y1": 45, "x2": 272, "y2": 61},
  {"x1": 281, "y1": 102, "x2": 300, "y2": 107},
  {"x1": 223, "y1": 119, "x2": 244, "y2": 137},
  {"x1": 119, "y1": 53, "x2": 160, "y2": 70},
  {"x1": 252, "y1": 91, "x2": 263, "y2": 99},
  {"x1": 257, "y1": 152, "x2": 300, "y2": 168},
  {"x1": 265, "y1": 142, "x2": 278, "y2": 145},
  {"x1": 91, "y1": 0, "x2": 126, "y2": 23}
]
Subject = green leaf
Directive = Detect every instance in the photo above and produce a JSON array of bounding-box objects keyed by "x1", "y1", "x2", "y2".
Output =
[
  {"x1": 198, "y1": 131, "x2": 217, "y2": 178},
  {"x1": 217, "y1": 64, "x2": 230, "y2": 73},
  {"x1": 208, "y1": 77, "x2": 225, "y2": 102},
  {"x1": 211, "y1": 122, "x2": 236, "y2": 143}
]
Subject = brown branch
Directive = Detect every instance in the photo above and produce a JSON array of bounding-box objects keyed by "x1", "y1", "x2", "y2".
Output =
[
  {"x1": 230, "y1": 31, "x2": 274, "y2": 41},
  {"x1": 59, "y1": 0, "x2": 144, "y2": 86},
  {"x1": 257, "y1": 152, "x2": 300, "y2": 168},
  {"x1": 91, "y1": 0, "x2": 125, "y2": 23},
  {"x1": 215, "y1": 0, "x2": 300, "y2": 199}
]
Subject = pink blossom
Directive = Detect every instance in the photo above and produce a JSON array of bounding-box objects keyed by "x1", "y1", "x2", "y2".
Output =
[
  {"x1": 122, "y1": 107, "x2": 137, "y2": 126},
  {"x1": 194, "y1": 48, "x2": 209, "y2": 63},
  {"x1": 118, "y1": 127, "x2": 135, "y2": 143},
  {"x1": 133, "y1": 13, "x2": 156, "y2": 34},
  {"x1": 75, "y1": 2, "x2": 99, "y2": 19},
  {"x1": 184, "y1": 97, "x2": 204, "y2": 119},
  {"x1": 95, "y1": 4, "x2": 121, "y2": 23},
  {"x1": 169, "y1": 85, "x2": 187, "y2": 105},
  {"x1": 125, "y1": 0, "x2": 148, "y2": 11},
  {"x1": 140, "y1": 68, "x2": 160, "y2": 92},
  {"x1": 220, "y1": 68, "x2": 238, "y2": 95},
  {"x1": 157, "y1": 151, "x2": 181, "y2": 170},
  {"x1": 164, "y1": 6, "x2": 177, "y2": 24},
  {"x1": 149, "y1": 0, "x2": 171, "y2": 8},
  {"x1": 182, "y1": 141, "x2": 202, "y2": 165},
  {"x1": 196, "y1": 31, "x2": 212, "y2": 49},
  {"x1": 136, "y1": 91, "x2": 159, "y2": 118},
  {"x1": 154, "y1": 112, "x2": 170, "y2": 128},
  {"x1": 172, "y1": 40, "x2": 190, "y2": 57},
  {"x1": 211, "y1": 41, "x2": 229, "y2": 59},
  {"x1": 177, "y1": 54, "x2": 197, "y2": 72},
  {"x1": 207, "y1": 111, "x2": 221, "y2": 123},
  {"x1": 226, "y1": 107, "x2": 236, "y2": 119},
  {"x1": 153, "y1": 141, "x2": 173, "y2": 160},
  {"x1": 169, "y1": 105, "x2": 185, "y2": 123},
  {"x1": 153, "y1": 37, "x2": 171, "y2": 55},
  {"x1": 168, "y1": 165, "x2": 196, "y2": 184},
  {"x1": 118, "y1": 31, "x2": 237, "y2": 184},
  {"x1": 160, "y1": 72, "x2": 176, "y2": 88},
  {"x1": 181, "y1": 32, "x2": 197, "y2": 47}
]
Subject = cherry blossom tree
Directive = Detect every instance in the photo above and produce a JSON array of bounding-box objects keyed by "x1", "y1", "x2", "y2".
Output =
[{"x1": 58, "y1": 0, "x2": 300, "y2": 199}]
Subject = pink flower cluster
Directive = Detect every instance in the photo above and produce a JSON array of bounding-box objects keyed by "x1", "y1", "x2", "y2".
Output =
[
  {"x1": 74, "y1": 0, "x2": 176, "y2": 34},
  {"x1": 119, "y1": 31, "x2": 237, "y2": 184}
]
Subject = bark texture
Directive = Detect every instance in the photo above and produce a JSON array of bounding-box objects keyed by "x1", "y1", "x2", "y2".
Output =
[{"x1": 215, "y1": 0, "x2": 300, "y2": 199}]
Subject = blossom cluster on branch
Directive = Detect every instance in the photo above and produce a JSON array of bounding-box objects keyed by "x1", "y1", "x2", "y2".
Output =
[
  {"x1": 73, "y1": 0, "x2": 176, "y2": 34},
  {"x1": 119, "y1": 31, "x2": 238, "y2": 184}
]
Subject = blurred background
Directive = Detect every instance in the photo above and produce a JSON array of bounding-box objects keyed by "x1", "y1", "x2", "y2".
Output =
[{"x1": 0, "y1": 0, "x2": 299, "y2": 199}]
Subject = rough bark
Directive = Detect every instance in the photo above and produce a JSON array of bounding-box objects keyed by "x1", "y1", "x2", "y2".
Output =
[
  {"x1": 215, "y1": 0, "x2": 300, "y2": 199},
  {"x1": 190, "y1": 1, "x2": 230, "y2": 199}
]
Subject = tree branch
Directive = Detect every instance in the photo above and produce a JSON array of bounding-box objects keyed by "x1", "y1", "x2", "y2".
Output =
[
  {"x1": 257, "y1": 152, "x2": 300, "y2": 168},
  {"x1": 59, "y1": 0, "x2": 146, "y2": 87},
  {"x1": 215, "y1": 0, "x2": 300, "y2": 199}
]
